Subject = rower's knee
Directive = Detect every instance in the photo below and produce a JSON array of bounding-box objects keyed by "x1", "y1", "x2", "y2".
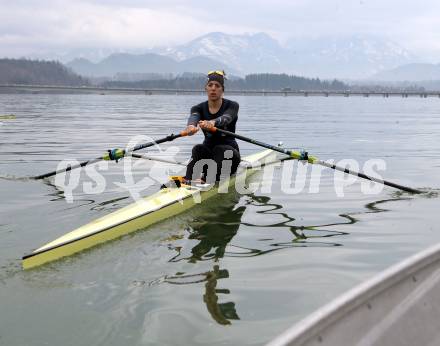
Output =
[{"x1": 192, "y1": 144, "x2": 205, "y2": 155}]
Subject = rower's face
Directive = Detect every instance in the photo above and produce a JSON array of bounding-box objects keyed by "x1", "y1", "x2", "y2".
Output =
[{"x1": 206, "y1": 81, "x2": 223, "y2": 101}]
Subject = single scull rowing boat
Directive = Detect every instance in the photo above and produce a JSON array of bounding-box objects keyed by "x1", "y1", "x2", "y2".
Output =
[
  {"x1": 22, "y1": 149, "x2": 275, "y2": 269},
  {"x1": 23, "y1": 126, "x2": 422, "y2": 269}
]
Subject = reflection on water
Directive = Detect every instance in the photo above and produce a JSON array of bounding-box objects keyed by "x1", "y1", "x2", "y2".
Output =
[
  {"x1": 169, "y1": 193, "x2": 245, "y2": 263},
  {"x1": 169, "y1": 192, "x2": 352, "y2": 267},
  {"x1": 239, "y1": 194, "x2": 349, "y2": 250},
  {"x1": 152, "y1": 189, "x2": 420, "y2": 326},
  {"x1": 0, "y1": 174, "x2": 33, "y2": 181},
  {"x1": 164, "y1": 266, "x2": 239, "y2": 325},
  {"x1": 202, "y1": 265, "x2": 239, "y2": 325}
]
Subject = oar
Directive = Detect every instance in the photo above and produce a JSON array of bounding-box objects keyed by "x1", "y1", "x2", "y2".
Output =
[
  {"x1": 210, "y1": 127, "x2": 422, "y2": 194},
  {"x1": 33, "y1": 131, "x2": 192, "y2": 180}
]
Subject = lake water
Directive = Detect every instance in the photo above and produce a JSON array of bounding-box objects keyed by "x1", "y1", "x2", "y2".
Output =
[{"x1": 0, "y1": 94, "x2": 439, "y2": 346}]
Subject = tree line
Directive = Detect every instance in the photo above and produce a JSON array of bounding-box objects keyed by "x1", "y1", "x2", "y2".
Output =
[
  {"x1": 0, "y1": 58, "x2": 88, "y2": 86},
  {"x1": 1, "y1": 59, "x2": 347, "y2": 90},
  {"x1": 2, "y1": 58, "x2": 427, "y2": 92},
  {"x1": 102, "y1": 73, "x2": 348, "y2": 91}
]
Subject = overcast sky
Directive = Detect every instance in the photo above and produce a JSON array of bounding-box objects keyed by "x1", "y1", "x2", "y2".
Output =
[{"x1": 2, "y1": 0, "x2": 440, "y2": 62}]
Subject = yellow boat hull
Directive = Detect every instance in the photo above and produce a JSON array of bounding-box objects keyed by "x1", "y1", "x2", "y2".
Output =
[{"x1": 22, "y1": 149, "x2": 275, "y2": 269}]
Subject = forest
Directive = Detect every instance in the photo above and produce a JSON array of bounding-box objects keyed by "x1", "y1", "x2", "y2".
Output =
[
  {"x1": 102, "y1": 73, "x2": 348, "y2": 91},
  {"x1": 0, "y1": 59, "x2": 88, "y2": 86}
]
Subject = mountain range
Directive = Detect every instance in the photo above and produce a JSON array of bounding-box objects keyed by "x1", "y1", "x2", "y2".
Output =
[
  {"x1": 371, "y1": 63, "x2": 440, "y2": 81},
  {"x1": 66, "y1": 32, "x2": 429, "y2": 80},
  {"x1": 67, "y1": 54, "x2": 235, "y2": 78}
]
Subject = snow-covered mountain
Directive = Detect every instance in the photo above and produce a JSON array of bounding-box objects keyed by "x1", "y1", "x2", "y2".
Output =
[
  {"x1": 159, "y1": 32, "x2": 287, "y2": 74},
  {"x1": 286, "y1": 35, "x2": 419, "y2": 79},
  {"x1": 156, "y1": 32, "x2": 419, "y2": 79},
  {"x1": 66, "y1": 53, "x2": 235, "y2": 78},
  {"x1": 370, "y1": 63, "x2": 440, "y2": 81},
  {"x1": 65, "y1": 32, "x2": 421, "y2": 79}
]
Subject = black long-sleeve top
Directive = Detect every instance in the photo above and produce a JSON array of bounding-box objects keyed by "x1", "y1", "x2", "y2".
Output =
[{"x1": 187, "y1": 98, "x2": 239, "y2": 150}]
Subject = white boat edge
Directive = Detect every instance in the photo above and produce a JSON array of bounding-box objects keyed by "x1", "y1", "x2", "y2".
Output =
[{"x1": 266, "y1": 242, "x2": 440, "y2": 346}]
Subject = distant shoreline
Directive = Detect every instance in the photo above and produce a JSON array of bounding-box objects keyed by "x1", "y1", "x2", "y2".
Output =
[{"x1": 1, "y1": 84, "x2": 440, "y2": 98}]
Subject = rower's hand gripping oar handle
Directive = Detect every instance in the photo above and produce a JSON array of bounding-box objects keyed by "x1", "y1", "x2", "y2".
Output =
[{"x1": 180, "y1": 127, "x2": 198, "y2": 136}]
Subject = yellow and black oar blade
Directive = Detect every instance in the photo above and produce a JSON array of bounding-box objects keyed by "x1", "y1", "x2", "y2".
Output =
[
  {"x1": 33, "y1": 132, "x2": 188, "y2": 180},
  {"x1": 210, "y1": 127, "x2": 422, "y2": 194}
]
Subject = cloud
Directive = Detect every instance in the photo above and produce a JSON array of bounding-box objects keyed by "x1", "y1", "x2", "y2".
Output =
[
  {"x1": 1, "y1": 0, "x2": 440, "y2": 61},
  {"x1": 0, "y1": 1, "x2": 255, "y2": 58},
  {"x1": 0, "y1": 3, "x2": 191, "y2": 49}
]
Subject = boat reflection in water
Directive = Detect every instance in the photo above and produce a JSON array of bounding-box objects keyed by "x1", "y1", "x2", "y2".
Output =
[{"x1": 162, "y1": 190, "x2": 354, "y2": 325}]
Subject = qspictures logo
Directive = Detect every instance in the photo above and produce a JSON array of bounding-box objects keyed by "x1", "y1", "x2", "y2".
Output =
[{"x1": 53, "y1": 135, "x2": 387, "y2": 203}]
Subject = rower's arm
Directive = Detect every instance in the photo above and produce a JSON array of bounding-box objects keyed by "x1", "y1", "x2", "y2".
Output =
[
  {"x1": 214, "y1": 101, "x2": 238, "y2": 128},
  {"x1": 187, "y1": 105, "x2": 202, "y2": 126}
]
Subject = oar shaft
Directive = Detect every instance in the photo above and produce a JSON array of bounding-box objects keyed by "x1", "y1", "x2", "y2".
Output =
[
  {"x1": 215, "y1": 128, "x2": 294, "y2": 156},
  {"x1": 317, "y1": 159, "x2": 421, "y2": 194},
  {"x1": 33, "y1": 132, "x2": 186, "y2": 180},
  {"x1": 211, "y1": 127, "x2": 422, "y2": 194},
  {"x1": 131, "y1": 153, "x2": 186, "y2": 166},
  {"x1": 131, "y1": 133, "x2": 182, "y2": 152},
  {"x1": 33, "y1": 158, "x2": 102, "y2": 180}
]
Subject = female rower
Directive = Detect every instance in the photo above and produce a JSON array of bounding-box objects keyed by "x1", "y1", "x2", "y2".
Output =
[{"x1": 183, "y1": 70, "x2": 241, "y2": 184}]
